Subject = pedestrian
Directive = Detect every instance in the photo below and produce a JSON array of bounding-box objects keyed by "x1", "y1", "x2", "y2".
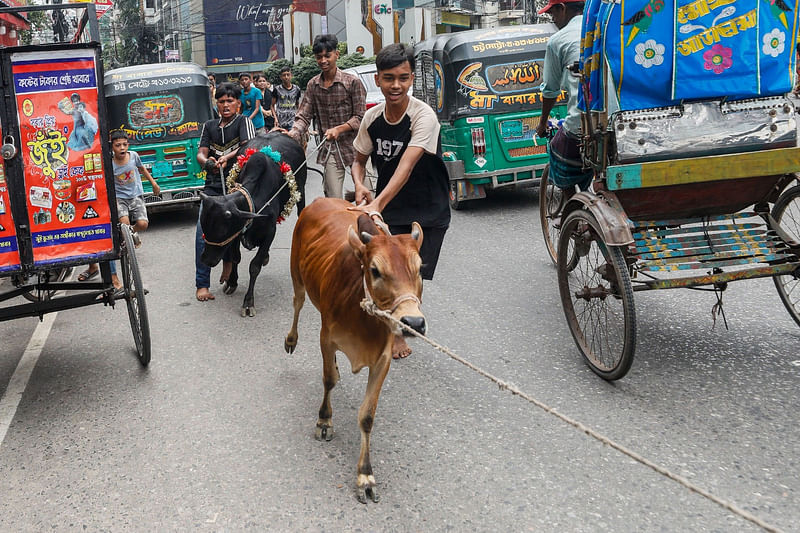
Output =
[
  {"x1": 208, "y1": 73, "x2": 218, "y2": 118},
  {"x1": 77, "y1": 131, "x2": 161, "y2": 292},
  {"x1": 288, "y1": 34, "x2": 366, "y2": 199},
  {"x1": 350, "y1": 43, "x2": 450, "y2": 359},
  {"x1": 254, "y1": 73, "x2": 275, "y2": 130},
  {"x1": 534, "y1": 0, "x2": 590, "y2": 191},
  {"x1": 194, "y1": 82, "x2": 256, "y2": 302},
  {"x1": 271, "y1": 65, "x2": 302, "y2": 131},
  {"x1": 239, "y1": 72, "x2": 265, "y2": 133}
]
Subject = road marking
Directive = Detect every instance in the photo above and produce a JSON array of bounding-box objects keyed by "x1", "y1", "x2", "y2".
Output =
[{"x1": 0, "y1": 312, "x2": 57, "y2": 449}]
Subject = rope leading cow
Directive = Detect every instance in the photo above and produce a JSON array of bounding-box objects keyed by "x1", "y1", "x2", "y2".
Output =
[
  {"x1": 200, "y1": 132, "x2": 307, "y2": 317},
  {"x1": 284, "y1": 198, "x2": 427, "y2": 503}
]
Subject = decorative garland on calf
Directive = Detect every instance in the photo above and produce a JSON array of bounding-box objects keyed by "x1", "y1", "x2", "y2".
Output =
[{"x1": 226, "y1": 145, "x2": 301, "y2": 223}]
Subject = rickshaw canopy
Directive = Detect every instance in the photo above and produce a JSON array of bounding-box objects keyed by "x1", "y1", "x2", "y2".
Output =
[
  {"x1": 415, "y1": 24, "x2": 557, "y2": 122},
  {"x1": 580, "y1": 0, "x2": 800, "y2": 112}
]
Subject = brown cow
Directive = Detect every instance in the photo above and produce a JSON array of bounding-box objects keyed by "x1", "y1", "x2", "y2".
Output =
[{"x1": 284, "y1": 197, "x2": 426, "y2": 504}]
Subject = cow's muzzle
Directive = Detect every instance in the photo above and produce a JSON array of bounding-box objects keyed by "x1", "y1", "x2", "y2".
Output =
[{"x1": 400, "y1": 315, "x2": 426, "y2": 336}]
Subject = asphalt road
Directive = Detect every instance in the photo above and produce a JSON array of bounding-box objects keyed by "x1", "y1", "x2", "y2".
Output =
[{"x1": 1, "y1": 167, "x2": 799, "y2": 531}]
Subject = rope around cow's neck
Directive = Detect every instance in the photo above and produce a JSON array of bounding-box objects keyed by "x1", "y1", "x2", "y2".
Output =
[{"x1": 358, "y1": 301, "x2": 784, "y2": 533}]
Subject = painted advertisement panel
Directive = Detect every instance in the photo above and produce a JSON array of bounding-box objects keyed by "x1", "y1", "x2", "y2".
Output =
[
  {"x1": 204, "y1": 0, "x2": 289, "y2": 66},
  {"x1": 12, "y1": 50, "x2": 113, "y2": 266},
  {"x1": 0, "y1": 151, "x2": 20, "y2": 273}
]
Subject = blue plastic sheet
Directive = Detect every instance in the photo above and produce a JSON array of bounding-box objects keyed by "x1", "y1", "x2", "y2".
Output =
[{"x1": 580, "y1": 0, "x2": 799, "y2": 111}]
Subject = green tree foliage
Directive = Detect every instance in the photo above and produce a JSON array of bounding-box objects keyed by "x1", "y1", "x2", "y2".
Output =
[
  {"x1": 113, "y1": 0, "x2": 162, "y2": 67},
  {"x1": 283, "y1": 53, "x2": 375, "y2": 89},
  {"x1": 20, "y1": 9, "x2": 48, "y2": 46}
]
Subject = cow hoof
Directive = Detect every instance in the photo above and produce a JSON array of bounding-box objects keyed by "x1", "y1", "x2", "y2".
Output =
[
  {"x1": 241, "y1": 306, "x2": 256, "y2": 317},
  {"x1": 356, "y1": 477, "x2": 379, "y2": 504},
  {"x1": 222, "y1": 282, "x2": 237, "y2": 295},
  {"x1": 284, "y1": 338, "x2": 296, "y2": 354},
  {"x1": 315, "y1": 424, "x2": 334, "y2": 441}
]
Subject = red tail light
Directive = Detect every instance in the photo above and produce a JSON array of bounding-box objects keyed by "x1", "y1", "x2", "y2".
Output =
[{"x1": 471, "y1": 127, "x2": 486, "y2": 156}]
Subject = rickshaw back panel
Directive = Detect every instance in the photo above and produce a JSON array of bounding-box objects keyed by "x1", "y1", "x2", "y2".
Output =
[
  {"x1": 579, "y1": 0, "x2": 800, "y2": 217},
  {"x1": 1, "y1": 43, "x2": 118, "y2": 275}
]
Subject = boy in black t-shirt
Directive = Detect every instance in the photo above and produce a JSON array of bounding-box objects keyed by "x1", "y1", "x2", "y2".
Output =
[
  {"x1": 271, "y1": 66, "x2": 302, "y2": 130},
  {"x1": 352, "y1": 43, "x2": 451, "y2": 359},
  {"x1": 195, "y1": 82, "x2": 256, "y2": 301}
]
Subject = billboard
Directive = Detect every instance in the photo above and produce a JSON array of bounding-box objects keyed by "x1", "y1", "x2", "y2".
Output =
[{"x1": 204, "y1": 0, "x2": 290, "y2": 66}]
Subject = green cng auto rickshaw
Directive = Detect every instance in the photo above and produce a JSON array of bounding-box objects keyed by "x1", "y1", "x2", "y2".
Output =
[
  {"x1": 414, "y1": 25, "x2": 569, "y2": 209},
  {"x1": 104, "y1": 62, "x2": 214, "y2": 211}
]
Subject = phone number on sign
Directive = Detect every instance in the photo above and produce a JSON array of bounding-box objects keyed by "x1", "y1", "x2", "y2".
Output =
[{"x1": 113, "y1": 76, "x2": 194, "y2": 92}]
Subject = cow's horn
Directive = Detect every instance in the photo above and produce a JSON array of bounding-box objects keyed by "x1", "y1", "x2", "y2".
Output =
[
  {"x1": 199, "y1": 191, "x2": 209, "y2": 201},
  {"x1": 360, "y1": 231, "x2": 373, "y2": 244}
]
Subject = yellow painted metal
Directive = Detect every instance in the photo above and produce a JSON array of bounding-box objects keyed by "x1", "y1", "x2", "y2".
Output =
[{"x1": 614, "y1": 146, "x2": 800, "y2": 189}]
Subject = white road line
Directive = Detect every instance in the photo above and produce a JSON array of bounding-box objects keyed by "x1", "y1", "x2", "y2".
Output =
[{"x1": 0, "y1": 312, "x2": 57, "y2": 449}]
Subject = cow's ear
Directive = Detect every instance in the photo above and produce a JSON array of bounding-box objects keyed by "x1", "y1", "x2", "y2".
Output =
[
  {"x1": 348, "y1": 225, "x2": 366, "y2": 259},
  {"x1": 357, "y1": 214, "x2": 380, "y2": 236},
  {"x1": 410, "y1": 222, "x2": 424, "y2": 250}
]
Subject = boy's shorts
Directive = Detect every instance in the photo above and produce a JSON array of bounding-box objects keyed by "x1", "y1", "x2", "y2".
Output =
[
  {"x1": 117, "y1": 196, "x2": 148, "y2": 223},
  {"x1": 388, "y1": 224, "x2": 448, "y2": 281}
]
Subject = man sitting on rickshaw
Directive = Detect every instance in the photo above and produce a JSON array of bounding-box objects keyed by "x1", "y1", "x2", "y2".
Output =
[{"x1": 535, "y1": 0, "x2": 593, "y2": 191}]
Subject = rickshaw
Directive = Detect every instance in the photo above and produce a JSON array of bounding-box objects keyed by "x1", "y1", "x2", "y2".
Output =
[
  {"x1": 104, "y1": 62, "x2": 214, "y2": 211},
  {"x1": 0, "y1": 3, "x2": 150, "y2": 365},
  {"x1": 413, "y1": 25, "x2": 570, "y2": 209},
  {"x1": 542, "y1": 0, "x2": 800, "y2": 380}
]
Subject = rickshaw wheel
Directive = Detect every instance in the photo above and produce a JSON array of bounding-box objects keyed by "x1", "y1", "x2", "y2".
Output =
[
  {"x1": 539, "y1": 166, "x2": 562, "y2": 266},
  {"x1": 539, "y1": 166, "x2": 578, "y2": 270},
  {"x1": 20, "y1": 266, "x2": 73, "y2": 302},
  {"x1": 771, "y1": 184, "x2": 800, "y2": 328},
  {"x1": 557, "y1": 210, "x2": 636, "y2": 381},
  {"x1": 449, "y1": 180, "x2": 463, "y2": 210},
  {"x1": 119, "y1": 224, "x2": 151, "y2": 366}
]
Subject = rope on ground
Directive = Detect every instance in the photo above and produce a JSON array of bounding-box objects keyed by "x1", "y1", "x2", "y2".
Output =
[{"x1": 361, "y1": 301, "x2": 784, "y2": 533}]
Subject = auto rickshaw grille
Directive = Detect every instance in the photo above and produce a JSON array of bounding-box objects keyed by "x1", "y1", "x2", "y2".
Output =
[{"x1": 508, "y1": 145, "x2": 547, "y2": 157}]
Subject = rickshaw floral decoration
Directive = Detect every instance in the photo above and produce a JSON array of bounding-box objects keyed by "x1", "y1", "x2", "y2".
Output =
[
  {"x1": 226, "y1": 146, "x2": 301, "y2": 223},
  {"x1": 762, "y1": 29, "x2": 786, "y2": 57},
  {"x1": 634, "y1": 39, "x2": 665, "y2": 68},
  {"x1": 579, "y1": 0, "x2": 800, "y2": 112},
  {"x1": 703, "y1": 44, "x2": 733, "y2": 74}
]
